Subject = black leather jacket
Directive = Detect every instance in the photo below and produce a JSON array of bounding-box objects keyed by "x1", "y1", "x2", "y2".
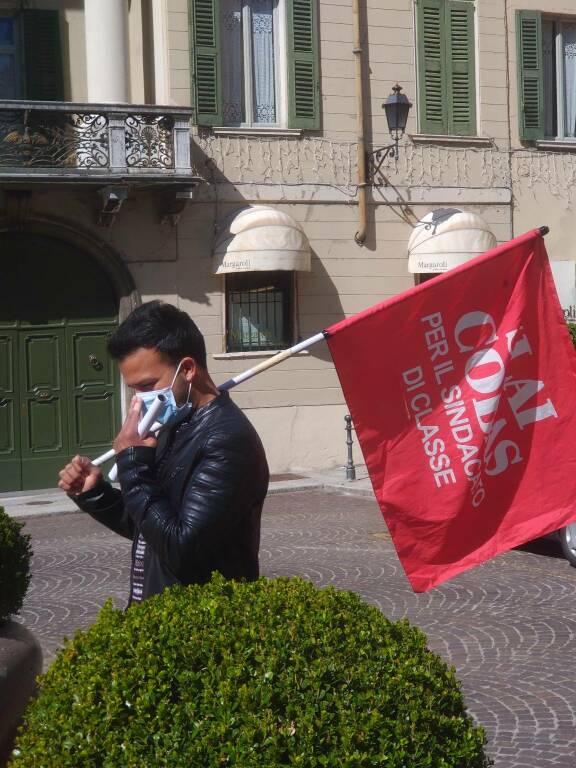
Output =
[{"x1": 73, "y1": 392, "x2": 269, "y2": 604}]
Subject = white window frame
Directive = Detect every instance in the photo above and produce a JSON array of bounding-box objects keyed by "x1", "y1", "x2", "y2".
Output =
[{"x1": 222, "y1": 0, "x2": 287, "y2": 129}]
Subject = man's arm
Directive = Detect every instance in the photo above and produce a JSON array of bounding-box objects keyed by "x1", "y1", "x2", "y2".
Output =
[
  {"x1": 60, "y1": 395, "x2": 160, "y2": 540},
  {"x1": 116, "y1": 436, "x2": 254, "y2": 580},
  {"x1": 59, "y1": 454, "x2": 135, "y2": 540},
  {"x1": 73, "y1": 481, "x2": 135, "y2": 541}
]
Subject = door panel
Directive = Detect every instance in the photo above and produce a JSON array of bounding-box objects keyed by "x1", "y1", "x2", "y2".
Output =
[
  {"x1": 73, "y1": 391, "x2": 117, "y2": 447},
  {"x1": 71, "y1": 328, "x2": 115, "y2": 389},
  {"x1": 27, "y1": 397, "x2": 64, "y2": 451},
  {"x1": 0, "y1": 331, "x2": 21, "y2": 492},
  {"x1": 68, "y1": 326, "x2": 119, "y2": 452},
  {"x1": 19, "y1": 329, "x2": 69, "y2": 490}
]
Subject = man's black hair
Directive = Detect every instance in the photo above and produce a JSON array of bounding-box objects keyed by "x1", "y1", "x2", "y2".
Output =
[{"x1": 107, "y1": 301, "x2": 207, "y2": 367}]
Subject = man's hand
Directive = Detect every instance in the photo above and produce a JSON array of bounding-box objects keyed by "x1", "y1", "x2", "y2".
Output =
[
  {"x1": 113, "y1": 396, "x2": 157, "y2": 455},
  {"x1": 58, "y1": 456, "x2": 102, "y2": 496}
]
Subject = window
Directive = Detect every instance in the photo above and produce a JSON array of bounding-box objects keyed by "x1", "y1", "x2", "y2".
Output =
[
  {"x1": 0, "y1": 10, "x2": 62, "y2": 102},
  {"x1": 416, "y1": 0, "x2": 476, "y2": 136},
  {"x1": 516, "y1": 11, "x2": 576, "y2": 141},
  {"x1": 226, "y1": 271, "x2": 294, "y2": 352},
  {"x1": 416, "y1": 273, "x2": 441, "y2": 284},
  {"x1": 221, "y1": 0, "x2": 281, "y2": 126},
  {"x1": 189, "y1": 0, "x2": 320, "y2": 129},
  {"x1": 518, "y1": 12, "x2": 576, "y2": 141},
  {"x1": 543, "y1": 20, "x2": 576, "y2": 139},
  {"x1": 0, "y1": 16, "x2": 21, "y2": 99}
]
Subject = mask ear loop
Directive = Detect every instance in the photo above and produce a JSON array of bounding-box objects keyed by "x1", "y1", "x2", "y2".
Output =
[
  {"x1": 170, "y1": 360, "x2": 184, "y2": 388},
  {"x1": 171, "y1": 360, "x2": 193, "y2": 404}
]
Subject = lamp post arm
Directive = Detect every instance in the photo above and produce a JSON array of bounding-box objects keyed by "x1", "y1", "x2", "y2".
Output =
[{"x1": 366, "y1": 140, "x2": 398, "y2": 184}]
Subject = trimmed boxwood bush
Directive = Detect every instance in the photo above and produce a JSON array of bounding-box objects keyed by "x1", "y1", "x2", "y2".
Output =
[
  {"x1": 0, "y1": 507, "x2": 32, "y2": 624},
  {"x1": 11, "y1": 575, "x2": 491, "y2": 767}
]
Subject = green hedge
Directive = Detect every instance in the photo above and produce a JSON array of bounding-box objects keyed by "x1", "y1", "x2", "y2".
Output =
[
  {"x1": 568, "y1": 322, "x2": 576, "y2": 349},
  {"x1": 11, "y1": 575, "x2": 491, "y2": 767},
  {"x1": 0, "y1": 506, "x2": 32, "y2": 624}
]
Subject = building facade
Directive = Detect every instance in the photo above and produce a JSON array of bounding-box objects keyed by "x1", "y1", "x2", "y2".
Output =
[{"x1": 0, "y1": 0, "x2": 574, "y2": 492}]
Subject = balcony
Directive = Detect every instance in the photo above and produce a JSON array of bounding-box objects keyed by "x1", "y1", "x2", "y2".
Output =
[{"x1": 0, "y1": 101, "x2": 196, "y2": 183}]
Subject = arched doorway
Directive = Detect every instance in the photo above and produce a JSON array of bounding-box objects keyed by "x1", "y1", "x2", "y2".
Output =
[{"x1": 0, "y1": 232, "x2": 122, "y2": 492}]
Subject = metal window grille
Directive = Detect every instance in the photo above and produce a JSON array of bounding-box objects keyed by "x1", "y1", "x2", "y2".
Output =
[{"x1": 226, "y1": 271, "x2": 293, "y2": 352}]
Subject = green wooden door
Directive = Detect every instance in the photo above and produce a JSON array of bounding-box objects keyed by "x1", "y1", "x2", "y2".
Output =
[{"x1": 0, "y1": 233, "x2": 120, "y2": 492}]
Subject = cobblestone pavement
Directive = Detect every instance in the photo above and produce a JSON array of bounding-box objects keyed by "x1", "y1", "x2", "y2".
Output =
[{"x1": 15, "y1": 489, "x2": 576, "y2": 768}]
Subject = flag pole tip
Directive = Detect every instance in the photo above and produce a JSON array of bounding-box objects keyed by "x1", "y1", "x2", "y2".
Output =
[{"x1": 539, "y1": 225, "x2": 550, "y2": 236}]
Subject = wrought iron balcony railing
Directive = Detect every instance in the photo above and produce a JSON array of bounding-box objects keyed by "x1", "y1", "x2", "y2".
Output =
[{"x1": 0, "y1": 101, "x2": 194, "y2": 181}]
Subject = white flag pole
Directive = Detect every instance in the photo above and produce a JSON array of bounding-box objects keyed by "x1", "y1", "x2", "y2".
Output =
[{"x1": 218, "y1": 331, "x2": 329, "y2": 391}]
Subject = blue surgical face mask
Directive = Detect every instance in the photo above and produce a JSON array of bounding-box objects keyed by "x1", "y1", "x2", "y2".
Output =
[{"x1": 137, "y1": 360, "x2": 191, "y2": 427}]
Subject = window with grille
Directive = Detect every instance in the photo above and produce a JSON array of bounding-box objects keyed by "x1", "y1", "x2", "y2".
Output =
[{"x1": 226, "y1": 271, "x2": 294, "y2": 352}]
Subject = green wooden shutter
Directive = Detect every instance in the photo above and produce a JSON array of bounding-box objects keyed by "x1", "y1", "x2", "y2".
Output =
[
  {"x1": 287, "y1": 0, "x2": 320, "y2": 130},
  {"x1": 416, "y1": 0, "x2": 447, "y2": 134},
  {"x1": 22, "y1": 10, "x2": 63, "y2": 101},
  {"x1": 446, "y1": 0, "x2": 476, "y2": 135},
  {"x1": 516, "y1": 10, "x2": 544, "y2": 140},
  {"x1": 189, "y1": 0, "x2": 222, "y2": 125}
]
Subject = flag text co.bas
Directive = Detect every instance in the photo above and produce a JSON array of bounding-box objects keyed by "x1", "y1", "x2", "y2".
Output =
[{"x1": 326, "y1": 230, "x2": 576, "y2": 592}]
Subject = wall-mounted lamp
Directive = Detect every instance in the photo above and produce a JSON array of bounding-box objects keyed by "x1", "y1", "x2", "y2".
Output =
[
  {"x1": 367, "y1": 84, "x2": 412, "y2": 184},
  {"x1": 98, "y1": 185, "x2": 129, "y2": 227}
]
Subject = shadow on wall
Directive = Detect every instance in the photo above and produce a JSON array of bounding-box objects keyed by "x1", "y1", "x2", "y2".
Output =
[
  {"x1": 298, "y1": 247, "x2": 345, "y2": 365},
  {"x1": 188, "y1": 140, "x2": 347, "y2": 359},
  {"x1": 130, "y1": 251, "x2": 217, "y2": 310},
  {"x1": 191, "y1": 132, "x2": 232, "y2": 185},
  {"x1": 112, "y1": 187, "x2": 217, "y2": 308}
]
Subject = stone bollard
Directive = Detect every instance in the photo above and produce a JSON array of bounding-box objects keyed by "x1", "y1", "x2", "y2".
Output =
[{"x1": 344, "y1": 414, "x2": 356, "y2": 481}]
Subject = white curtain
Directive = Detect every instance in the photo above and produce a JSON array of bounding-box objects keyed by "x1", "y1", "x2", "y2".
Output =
[
  {"x1": 564, "y1": 23, "x2": 576, "y2": 138},
  {"x1": 250, "y1": 0, "x2": 276, "y2": 123}
]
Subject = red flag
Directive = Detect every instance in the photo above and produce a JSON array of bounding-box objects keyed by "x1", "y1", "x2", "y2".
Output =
[{"x1": 326, "y1": 230, "x2": 576, "y2": 592}]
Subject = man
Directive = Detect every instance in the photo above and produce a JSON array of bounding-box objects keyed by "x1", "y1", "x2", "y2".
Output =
[{"x1": 58, "y1": 301, "x2": 269, "y2": 604}]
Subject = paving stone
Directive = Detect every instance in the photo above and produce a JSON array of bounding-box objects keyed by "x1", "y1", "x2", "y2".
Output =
[{"x1": 14, "y1": 488, "x2": 576, "y2": 768}]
